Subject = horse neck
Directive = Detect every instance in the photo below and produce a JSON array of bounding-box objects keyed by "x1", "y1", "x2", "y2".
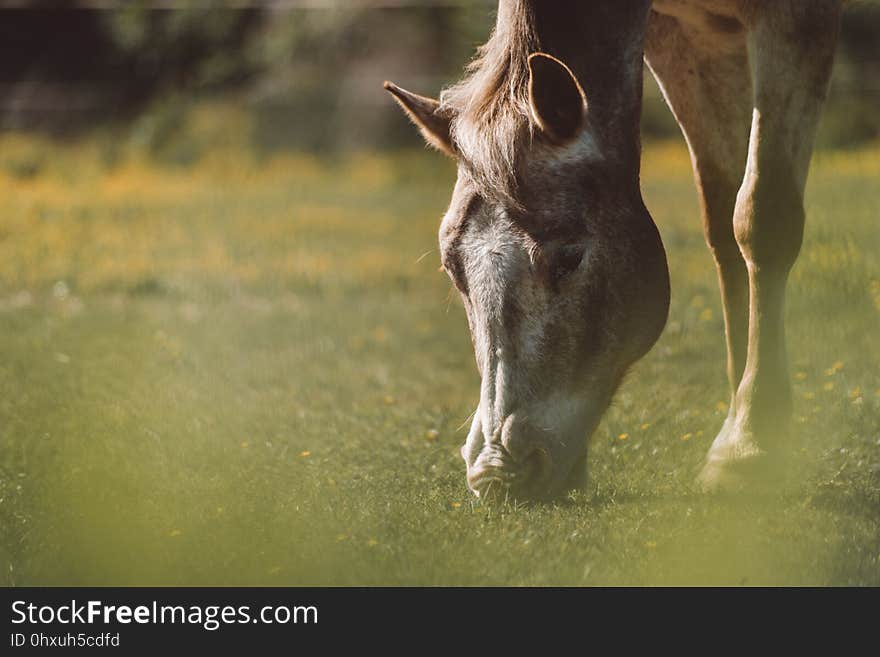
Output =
[{"x1": 508, "y1": 1, "x2": 652, "y2": 177}]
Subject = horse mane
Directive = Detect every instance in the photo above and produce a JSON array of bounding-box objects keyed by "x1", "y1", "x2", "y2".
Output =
[{"x1": 439, "y1": 1, "x2": 539, "y2": 202}]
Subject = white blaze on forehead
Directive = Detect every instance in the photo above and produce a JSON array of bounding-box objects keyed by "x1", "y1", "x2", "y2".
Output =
[
  {"x1": 459, "y1": 216, "x2": 521, "y2": 324},
  {"x1": 459, "y1": 217, "x2": 519, "y2": 427},
  {"x1": 457, "y1": 215, "x2": 554, "y2": 429}
]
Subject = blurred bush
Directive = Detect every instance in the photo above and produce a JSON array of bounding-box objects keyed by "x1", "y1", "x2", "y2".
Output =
[
  {"x1": 0, "y1": 3, "x2": 259, "y2": 135},
  {"x1": 0, "y1": 1, "x2": 877, "y2": 154}
]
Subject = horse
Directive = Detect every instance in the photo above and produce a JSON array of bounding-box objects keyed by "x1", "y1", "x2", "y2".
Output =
[{"x1": 384, "y1": 0, "x2": 844, "y2": 500}]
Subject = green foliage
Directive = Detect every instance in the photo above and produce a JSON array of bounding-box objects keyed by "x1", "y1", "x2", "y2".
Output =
[
  {"x1": 103, "y1": 2, "x2": 260, "y2": 91},
  {"x1": 1, "y1": 3, "x2": 877, "y2": 149},
  {"x1": 816, "y1": 97, "x2": 880, "y2": 149}
]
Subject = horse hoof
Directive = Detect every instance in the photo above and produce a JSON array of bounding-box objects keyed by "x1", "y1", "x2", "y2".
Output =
[{"x1": 697, "y1": 447, "x2": 787, "y2": 494}]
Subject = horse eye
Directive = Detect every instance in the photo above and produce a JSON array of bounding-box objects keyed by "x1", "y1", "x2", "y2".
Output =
[{"x1": 552, "y1": 244, "x2": 586, "y2": 280}]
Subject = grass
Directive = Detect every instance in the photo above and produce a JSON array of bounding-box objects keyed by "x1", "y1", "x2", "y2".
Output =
[{"x1": 0, "y1": 125, "x2": 878, "y2": 586}]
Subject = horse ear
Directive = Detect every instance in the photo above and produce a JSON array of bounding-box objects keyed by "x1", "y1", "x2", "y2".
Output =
[
  {"x1": 383, "y1": 81, "x2": 455, "y2": 157},
  {"x1": 527, "y1": 53, "x2": 587, "y2": 143}
]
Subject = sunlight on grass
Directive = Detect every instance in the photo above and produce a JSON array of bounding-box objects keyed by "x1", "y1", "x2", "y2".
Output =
[{"x1": 0, "y1": 126, "x2": 878, "y2": 586}]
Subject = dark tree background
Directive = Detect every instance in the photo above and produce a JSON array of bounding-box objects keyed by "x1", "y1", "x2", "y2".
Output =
[{"x1": 0, "y1": 1, "x2": 877, "y2": 151}]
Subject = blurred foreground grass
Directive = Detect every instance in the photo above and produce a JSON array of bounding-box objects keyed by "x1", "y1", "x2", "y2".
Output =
[{"x1": 0, "y1": 115, "x2": 878, "y2": 585}]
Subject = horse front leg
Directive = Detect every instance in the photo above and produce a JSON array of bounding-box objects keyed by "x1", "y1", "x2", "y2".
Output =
[
  {"x1": 698, "y1": 1, "x2": 842, "y2": 490},
  {"x1": 645, "y1": 12, "x2": 752, "y2": 481}
]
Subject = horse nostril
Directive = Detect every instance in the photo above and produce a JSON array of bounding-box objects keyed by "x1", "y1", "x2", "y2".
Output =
[{"x1": 467, "y1": 442, "x2": 552, "y2": 500}]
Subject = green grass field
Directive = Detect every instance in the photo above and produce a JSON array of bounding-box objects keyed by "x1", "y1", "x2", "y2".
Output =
[{"x1": 1, "y1": 124, "x2": 878, "y2": 586}]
